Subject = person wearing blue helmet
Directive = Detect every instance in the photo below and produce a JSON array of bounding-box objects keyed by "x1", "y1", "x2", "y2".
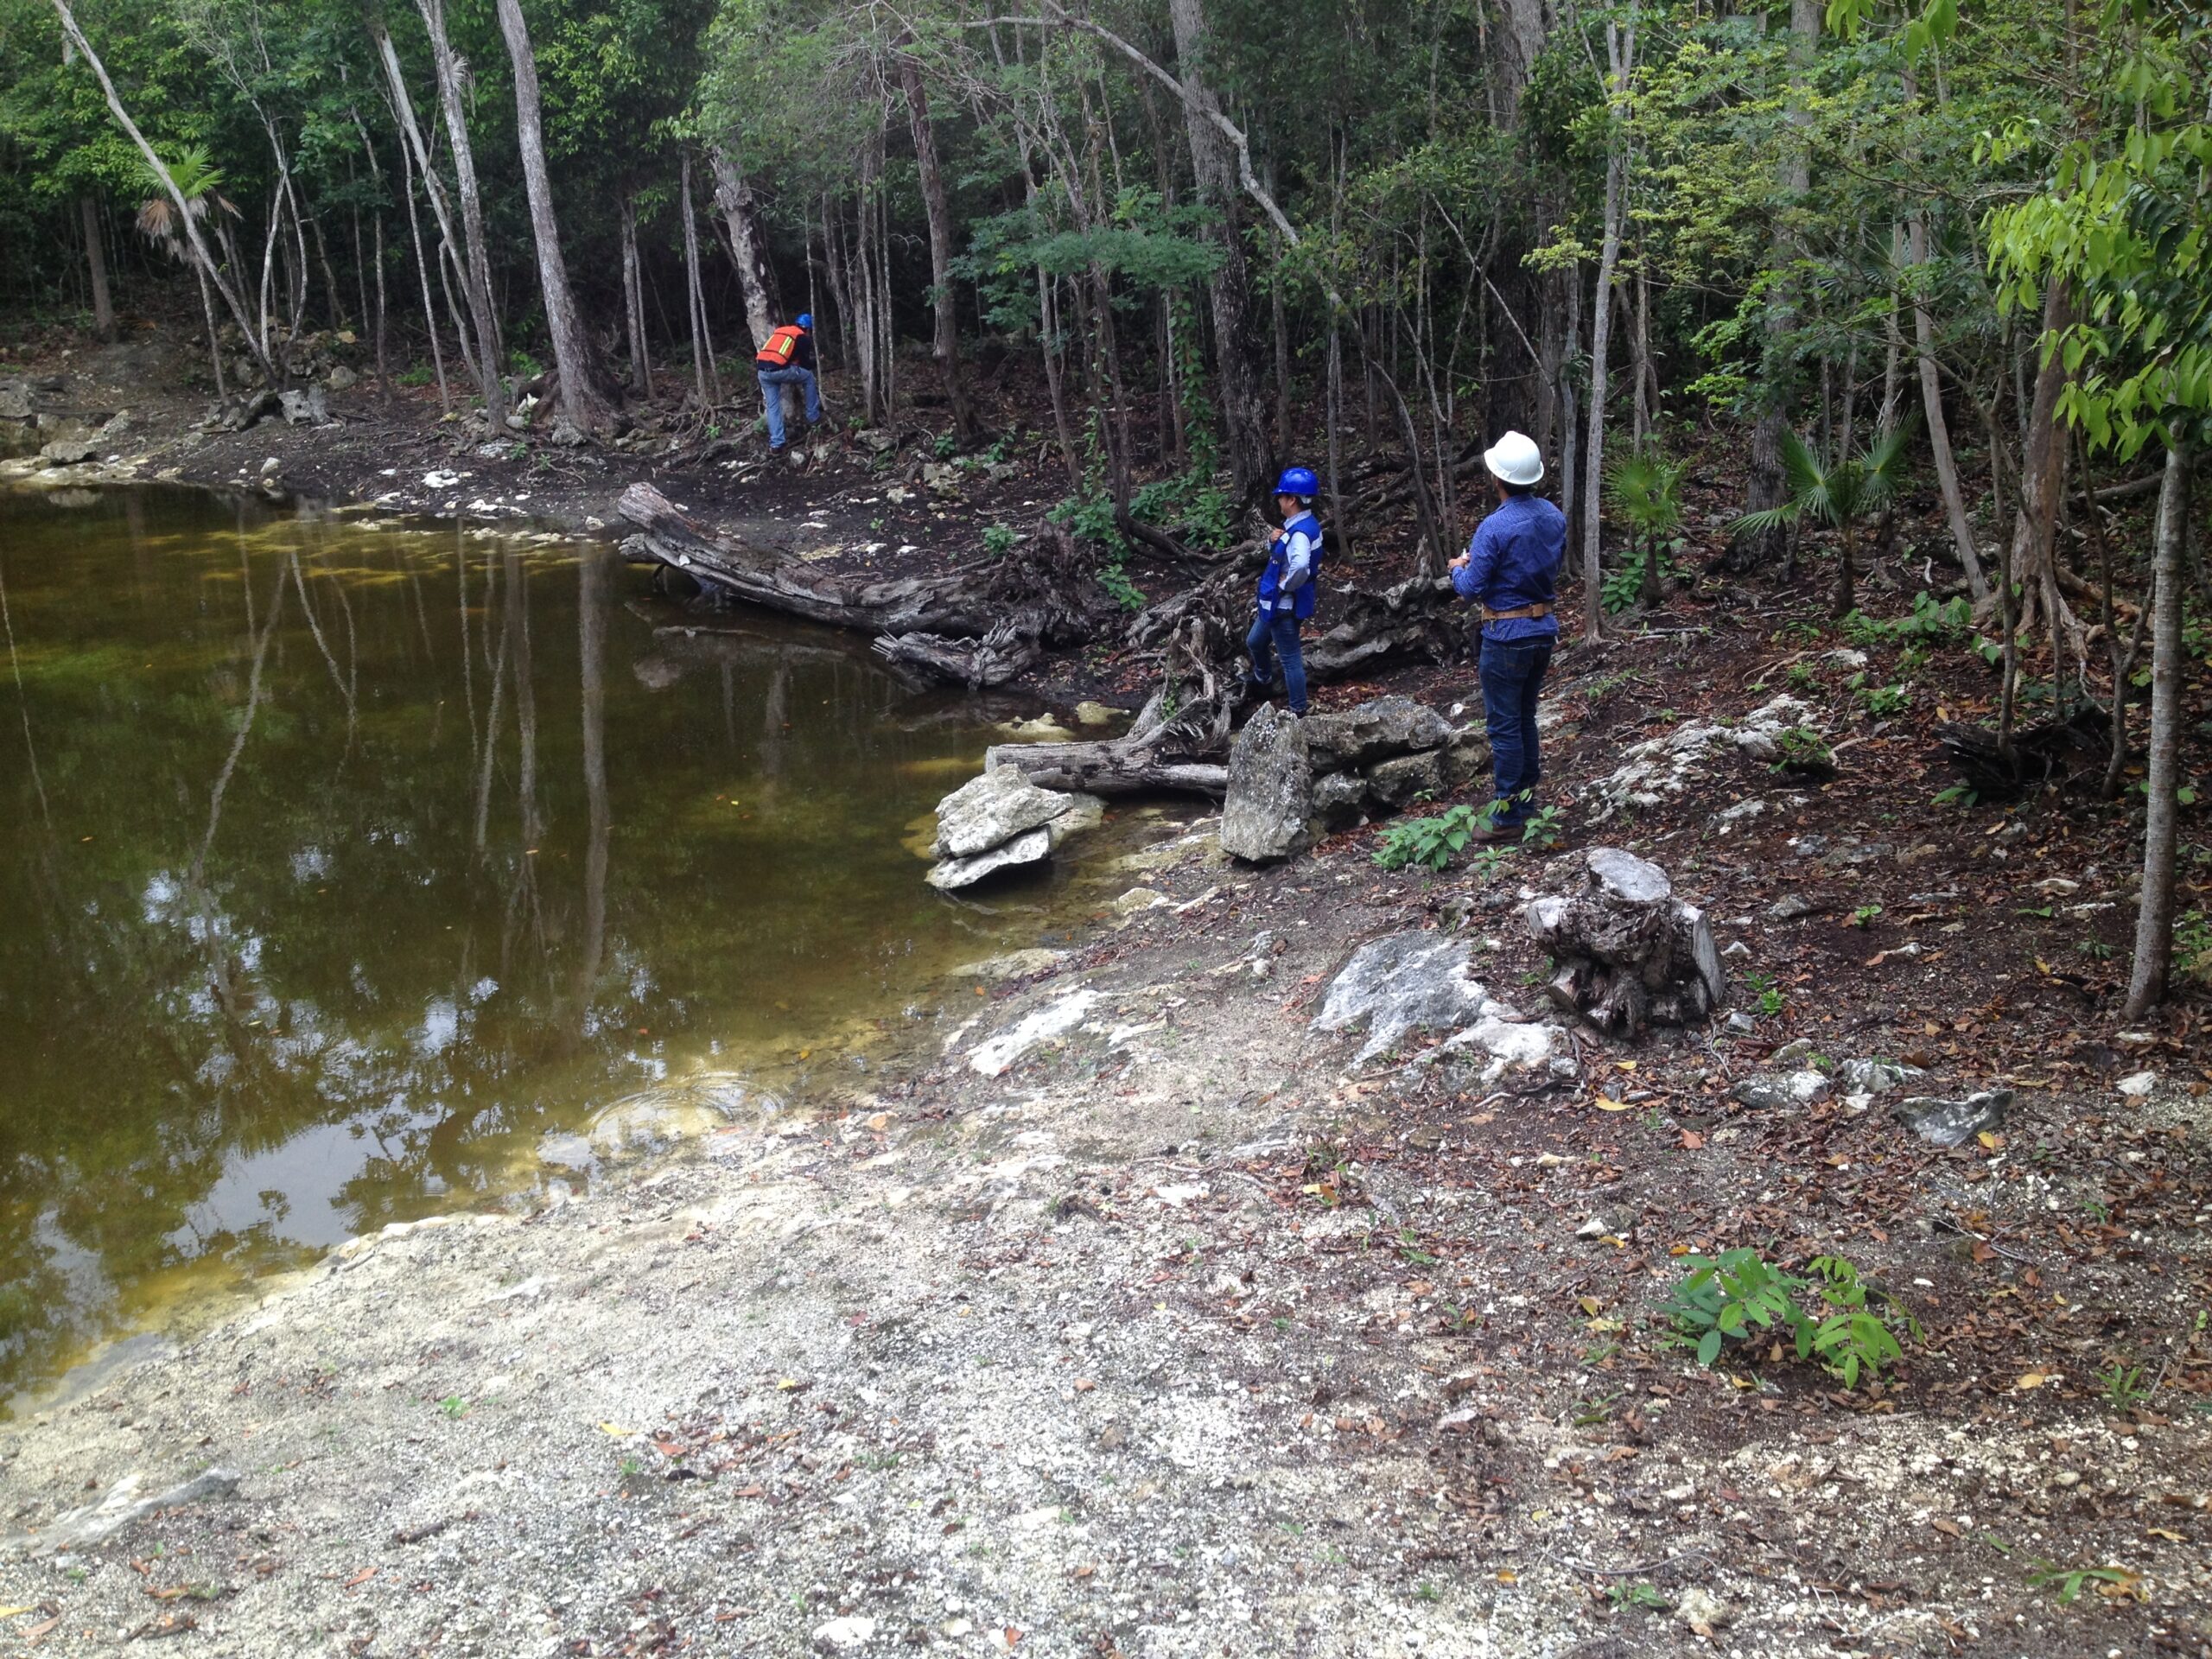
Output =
[
  {"x1": 1245, "y1": 466, "x2": 1325, "y2": 716},
  {"x1": 754, "y1": 314, "x2": 821, "y2": 451}
]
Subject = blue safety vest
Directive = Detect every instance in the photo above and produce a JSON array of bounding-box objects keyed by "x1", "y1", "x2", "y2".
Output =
[{"x1": 1257, "y1": 511, "x2": 1324, "y2": 621}]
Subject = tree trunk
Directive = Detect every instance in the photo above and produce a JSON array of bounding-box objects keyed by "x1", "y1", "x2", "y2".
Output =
[
  {"x1": 52, "y1": 0, "x2": 278, "y2": 385},
  {"x1": 620, "y1": 194, "x2": 650, "y2": 396},
  {"x1": 1580, "y1": 25, "x2": 1630, "y2": 640},
  {"x1": 414, "y1": 0, "x2": 507, "y2": 425},
  {"x1": 1732, "y1": 0, "x2": 1818, "y2": 573},
  {"x1": 896, "y1": 53, "x2": 976, "y2": 442},
  {"x1": 1527, "y1": 848, "x2": 1725, "y2": 1033},
  {"x1": 707, "y1": 146, "x2": 775, "y2": 353},
  {"x1": 493, "y1": 0, "x2": 612, "y2": 436},
  {"x1": 396, "y1": 130, "x2": 450, "y2": 413},
  {"x1": 1167, "y1": 0, "x2": 1271, "y2": 505},
  {"x1": 372, "y1": 19, "x2": 482, "y2": 416},
  {"x1": 79, "y1": 194, "x2": 114, "y2": 339},
  {"x1": 2123, "y1": 441, "x2": 2192, "y2": 1019},
  {"x1": 1908, "y1": 216, "x2": 1989, "y2": 600},
  {"x1": 2009, "y1": 277, "x2": 2076, "y2": 640},
  {"x1": 679, "y1": 154, "x2": 717, "y2": 408}
]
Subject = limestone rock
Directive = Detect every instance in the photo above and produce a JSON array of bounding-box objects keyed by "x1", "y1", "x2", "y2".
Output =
[
  {"x1": 7, "y1": 1468, "x2": 240, "y2": 1559},
  {"x1": 1731, "y1": 1069, "x2": 1832, "y2": 1110},
  {"x1": 1440, "y1": 726, "x2": 1491, "y2": 788},
  {"x1": 1893, "y1": 1090, "x2": 2009, "y2": 1147},
  {"x1": 1220, "y1": 703, "x2": 1312, "y2": 862},
  {"x1": 1301, "y1": 694, "x2": 1451, "y2": 772},
  {"x1": 926, "y1": 825, "x2": 1053, "y2": 889},
  {"x1": 38, "y1": 433, "x2": 96, "y2": 466},
  {"x1": 1837, "y1": 1057, "x2": 1923, "y2": 1096},
  {"x1": 0, "y1": 379, "x2": 31, "y2": 421},
  {"x1": 932, "y1": 766, "x2": 1080, "y2": 859},
  {"x1": 1310, "y1": 770, "x2": 1371, "y2": 831},
  {"x1": 1363, "y1": 750, "x2": 1446, "y2": 810},
  {"x1": 327, "y1": 364, "x2": 359, "y2": 391},
  {"x1": 1315, "y1": 933, "x2": 1491, "y2": 1065}
]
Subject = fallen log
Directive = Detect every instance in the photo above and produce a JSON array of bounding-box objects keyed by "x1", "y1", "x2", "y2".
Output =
[
  {"x1": 987, "y1": 620, "x2": 1235, "y2": 797},
  {"x1": 619, "y1": 482, "x2": 1103, "y2": 686}
]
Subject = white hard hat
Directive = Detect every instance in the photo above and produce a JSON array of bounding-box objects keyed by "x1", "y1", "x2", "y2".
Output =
[{"x1": 1483, "y1": 430, "x2": 1544, "y2": 486}]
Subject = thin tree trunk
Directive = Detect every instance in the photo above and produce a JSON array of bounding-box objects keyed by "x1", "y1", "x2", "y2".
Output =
[
  {"x1": 52, "y1": 0, "x2": 278, "y2": 385},
  {"x1": 679, "y1": 153, "x2": 717, "y2": 409},
  {"x1": 2009, "y1": 277, "x2": 2075, "y2": 639},
  {"x1": 2123, "y1": 441, "x2": 2192, "y2": 1019},
  {"x1": 79, "y1": 195, "x2": 114, "y2": 339},
  {"x1": 413, "y1": 0, "x2": 507, "y2": 425},
  {"x1": 1166, "y1": 0, "x2": 1271, "y2": 504},
  {"x1": 1907, "y1": 218, "x2": 1988, "y2": 599},
  {"x1": 395, "y1": 123, "x2": 449, "y2": 413},
  {"x1": 493, "y1": 0, "x2": 611, "y2": 436},
  {"x1": 1558, "y1": 262, "x2": 1580, "y2": 573},
  {"x1": 896, "y1": 52, "x2": 975, "y2": 442},
  {"x1": 620, "y1": 194, "x2": 650, "y2": 396},
  {"x1": 1580, "y1": 19, "x2": 1632, "y2": 641}
]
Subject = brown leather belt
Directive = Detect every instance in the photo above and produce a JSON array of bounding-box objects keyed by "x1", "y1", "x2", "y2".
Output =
[{"x1": 1480, "y1": 601, "x2": 1551, "y2": 622}]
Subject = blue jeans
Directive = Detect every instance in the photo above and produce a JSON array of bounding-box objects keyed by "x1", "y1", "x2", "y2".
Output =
[
  {"x1": 1478, "y1": 635, "x2": 1552, "y2": 824},
  {"x1": 1246, "y1": 607, "x2": 1307, "y2": 715},
  {"x1": 757, "y1": 367, "x2": 820, "y2": 448}
]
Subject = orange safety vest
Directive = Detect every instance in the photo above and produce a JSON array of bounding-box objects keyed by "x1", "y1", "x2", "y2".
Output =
[{"x1": 756, "y1": 325, "x2": 804, "y2": 367}]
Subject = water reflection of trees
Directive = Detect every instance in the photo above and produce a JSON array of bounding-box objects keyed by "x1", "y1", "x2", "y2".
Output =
[{"x1": 0, "y1": 491, "x2": 1009, "y2": 1396}]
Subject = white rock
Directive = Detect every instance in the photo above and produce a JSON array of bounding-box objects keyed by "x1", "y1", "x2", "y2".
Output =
[
  {"x1": 2117, "y1": 1070, "x2": 2157, "y2": 1096},
  {"x1": 969, "y1": 990, "x2": 1098, "y2": 1077},
  {"x1": 812, "y1": 1615, "x2": 877, "y2": 1649},
  {"x1": 1675, "y1": 1586, "x2": 1732, "y2": 1632}
]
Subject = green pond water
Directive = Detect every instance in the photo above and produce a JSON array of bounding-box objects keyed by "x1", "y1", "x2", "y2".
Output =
[{"x1": 0, "y1": 485, "x2": 1150, "y2": 1405}]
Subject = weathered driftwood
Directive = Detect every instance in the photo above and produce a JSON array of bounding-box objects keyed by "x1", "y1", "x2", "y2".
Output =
[
  {"x1": 987, "y1": 620, "x2": 1234, "y2": 797},
  {"x1": 1128, "y1": 558, "x2": 1460, "y2": 684},
  {"x1": 619, "y1": 483, "x2": 1102, "y2": 686},
  {"x1": 1526, "y1": 848, "x2": 1723, "y2": 1033}
]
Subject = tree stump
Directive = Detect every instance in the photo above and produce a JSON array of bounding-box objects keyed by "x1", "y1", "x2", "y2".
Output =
[{"x1": 1525, "y1": 848, "x2": 1723, "y2": 1033}]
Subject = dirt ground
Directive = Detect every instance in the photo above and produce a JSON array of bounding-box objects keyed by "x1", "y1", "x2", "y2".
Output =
[{"x1": 3, "y1": 315, "x2": 2209, "y2": 1656}]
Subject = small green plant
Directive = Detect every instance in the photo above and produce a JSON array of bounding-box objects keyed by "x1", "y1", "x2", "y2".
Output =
[
  {"x1": 1608, "y1": 1582, "x2": 1668, "y2": 1611},
  {"x1": 2177, "y1": 911, "x2": 2212, "y2": 985},
  {"x1": 439, "y1": 1395, "x2": 470, "y2": 1419},
  {"x1": 1784, "y1": 661, "x2": 1818, "y2": 690},
  {"x1": 1849, "y1": 673, "x2": 1910, "y2": 717},
  {"x1": 1604, "y1": 444, "x2": 1687, "y2": 611},
  {"x1": 1097, "y1": 559, "x2": 1145, "y2": 611},
  {"x1": 933, "y1": 431, "x2": 958, "y2": 460},
  {"x1": 1932, "y1": 783, "x2": 1980, "y2": 808},
  {"x1": 620, "y1": 1456, "x2": 642, "y2": 1477},
  {"x1": 394, "y1": 363, "x2": 435, "y2": 388},
  {"x1": 1732, "y1": 419, "x2": 1915, "y2": 616},
  {"x1": 1850, "y1": 904, "x2": 1883, "y2": 929},
  {"x1": 2099, "y1": 1362, "x2": 2148, "y2": 1411},
  {"x1": 1373, "y1": 804, "x2": 1484, "y2": 872},
  {"x1": 1414, "y1": 1582, "x2": 1442, "y2": 1603},
  {"x1": 2076, "y1": 938, "x2": 2114, "y2": 960},
  {"x1": 2024, "y1": 1561, "x2": 2138, "y2": 1605},
  {"x1": 1770, "y1": 727, "x2": 1834, "y2": 775},
  {"x1": 1660, "y1": 1248, "x2": 1921, "y2": 1389},
  {"x1": 1743, "y1": 971, "x2": 1784, "y2": 1016},
  {"x1": 1520, "y1": 804, "x2": 1565, "y2": 849},
  {"x1": 982, "y1": 524, "x2": 1018, "y2": 557}
]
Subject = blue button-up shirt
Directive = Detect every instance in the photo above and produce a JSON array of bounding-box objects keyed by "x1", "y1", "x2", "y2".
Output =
[{"x1": 1452, "y1": 493, "x2": 1566, "y2": 641}]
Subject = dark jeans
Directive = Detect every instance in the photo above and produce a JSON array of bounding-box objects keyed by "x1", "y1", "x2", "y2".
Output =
[
  {"x1": 1245, "y1": 607, "x2": 1307, "y2": 715},
  {"x1": 1478, "y1": 635, "x2": 1553, "y2": 825}
]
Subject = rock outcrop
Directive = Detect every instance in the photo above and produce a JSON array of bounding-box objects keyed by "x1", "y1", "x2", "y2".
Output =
[
  {"x1": 925, "y1": 765, "x2": 1103, "y2": 889},
  {"x1": 1220, "y1": 704, "x2": 1313, "y2": 861}
]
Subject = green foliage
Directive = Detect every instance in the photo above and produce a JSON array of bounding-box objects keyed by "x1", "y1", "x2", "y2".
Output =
[
  {"x1": 1096, "y1": 561, "x2": 1145, "y2": 612},
  {"x1": 1743, "y1": 971, "x2": 1784, "y2": 1015},
  {"x1": 982, "y1": 524, "x2": 1018, "y2": 558},
  {"x1": 1519, "y1": 804, "x2": 1565, "y2": 849},
  {"x1": 1843, "y1": 593, "x2": 1974, "y2": 649},
  {"x1": 1128, "y1": 468, "x2": 1236, "y2": 551},
  {"x1": 2098, "y1": 1361, "x2": 2148, "y2": 1412},
  {"x1": 1373, "y1": 804, "x2": 1484, "y2": 873},
  {"x1": 1661, "y1": 1248, "x2": 1921, "y2": 1389},
  {"x1": 2176, "y1": 912, "x2": 2212, "y2": 986},
  {"x1": 1770, "y1": 727, "x2": 1834, "y2": 773},
  {"x1": 2024, "y1": 1560, "x2": 2139, "y2": 1606},
  {"x1": 1849, "y1": 903, "x2": 1881, "y2": 929},
  {"x1": 1607, "y1": 1582, "x2": 1667, "y2": 1611},
  {"x1": 1847, "y1": 673, "x2": 1909, "y2": 717},
  {"x1": 1733, "y1": 421, "x2": 1914, "y2": 544}
]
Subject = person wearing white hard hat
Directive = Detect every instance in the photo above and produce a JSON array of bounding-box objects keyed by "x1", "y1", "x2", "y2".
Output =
[{"x1": 1449, "y1": 430, "x2": 1566, "y2": 841}]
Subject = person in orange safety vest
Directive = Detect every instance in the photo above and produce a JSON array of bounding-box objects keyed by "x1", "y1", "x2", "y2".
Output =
[{"x1": 755, "y1": 315, "x2": 821, "y2": 450}]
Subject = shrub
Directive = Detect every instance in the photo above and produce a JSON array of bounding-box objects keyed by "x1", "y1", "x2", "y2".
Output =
[{"x1": 1661, "y1": 1248, "x2": 1922, "y2": 1389}]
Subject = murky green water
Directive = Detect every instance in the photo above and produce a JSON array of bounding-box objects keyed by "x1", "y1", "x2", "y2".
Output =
[{"x1": 0, "y1": 486, "x2": 1141, "y2": 1402}]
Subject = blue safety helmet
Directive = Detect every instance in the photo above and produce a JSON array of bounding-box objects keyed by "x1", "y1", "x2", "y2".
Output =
[
  {"x1": 1273, "y1": 466, "x2": 1319, "y2": 499},
  {"x1": 796, "y1": 313, "x2": 813, "y2": 330}
]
